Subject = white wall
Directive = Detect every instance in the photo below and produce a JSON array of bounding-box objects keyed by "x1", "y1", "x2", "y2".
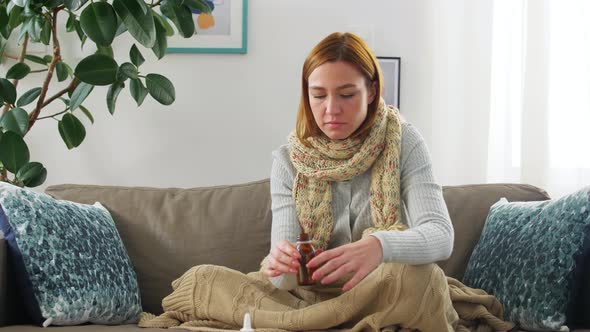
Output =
[{"x1": 1, "y1": 0, "x2": 495, "y2": 190}]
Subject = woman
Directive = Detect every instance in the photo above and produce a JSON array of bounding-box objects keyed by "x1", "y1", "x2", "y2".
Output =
[
  {"x1": 140, "y1": 32, "x2": 513, "y2": 332},
  {"x1": 256, "y1": 32, "x2": 460, "y2": 331},
  {"x1": 263, "y1": 33, "x2": 455, "y2": 297}
]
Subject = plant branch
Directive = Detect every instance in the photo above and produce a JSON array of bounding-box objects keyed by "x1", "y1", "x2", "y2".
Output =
[
  {"x1": 150, "y1": 0, "x2": 161, "y2": 7},
  {"x1": 2, "y1": 34, "x2": 29, "y2": 114},
  {"x1": 37, "y1": 107, "x2": 70, "y2": 120},
  {"x1": 27, "y1": 8, "x2": 62, "y2": 134},
  {"x1": 41, "y1": 79, "x2": 78, "y2": 108},
  {"x1": 31, "y1": 69, "x2": 49, "y2": 73}
]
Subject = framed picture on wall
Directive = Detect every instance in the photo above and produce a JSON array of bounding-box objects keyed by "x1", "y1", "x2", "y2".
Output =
[
  {"x1": 166, "y1": 0, "x2": 248, "y2": 54},
  {"x1": 377, "y1": 57, "x2": 401, "y2": 109}
]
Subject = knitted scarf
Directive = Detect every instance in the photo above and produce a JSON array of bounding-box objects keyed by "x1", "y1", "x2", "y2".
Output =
[{"x1": 289, "y1": 99, "x2": 407, "y2": 250}]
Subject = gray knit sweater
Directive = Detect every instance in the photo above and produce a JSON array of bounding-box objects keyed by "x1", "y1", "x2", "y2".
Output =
[{"x1": 269, "y1": 122, "x2": 454, "y2": 289}]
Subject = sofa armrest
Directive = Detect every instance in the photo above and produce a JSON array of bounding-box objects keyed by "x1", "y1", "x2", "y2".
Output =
[{"x1": 0, "y1": 233, "x2": 8, "y2": 326}]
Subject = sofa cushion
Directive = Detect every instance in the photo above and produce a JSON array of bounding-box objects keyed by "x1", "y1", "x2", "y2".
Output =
[
  {"x1": 0, "y1": 182, "x2": 142, "y2": 326},
  {"x1": 45, "y1": 180, "x2": 272, "y2": 316},
  {"x1": 462, "y1": 186, "x2": 590, "y2": 331},
  {"x1": 438, "y1": 183, "x2": 550, "y2": 280}
]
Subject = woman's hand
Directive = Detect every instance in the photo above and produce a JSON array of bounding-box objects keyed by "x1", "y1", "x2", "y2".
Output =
[
  {"x1": 262, "y1": 240, "x2": 301, "y2": 278},
  {"x1": 307, "y1": 236, "x2": 383, "y2": 292}
]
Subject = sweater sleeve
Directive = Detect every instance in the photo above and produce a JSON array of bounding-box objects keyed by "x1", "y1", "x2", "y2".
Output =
[
  {"x1": 369, "y1": 123, "x2": 454, "y2": 264},
  {"x1": 267, "y1": 146, "x2": 300, "y2": 290}
]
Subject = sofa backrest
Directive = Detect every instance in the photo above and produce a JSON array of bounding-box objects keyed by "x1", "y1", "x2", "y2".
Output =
[
  {"x1": 40, "y1": 181, "x2": 549, "y2": 315},
  {"x1": 45, "y1": 180, "x2": 272, "y2": 315}
]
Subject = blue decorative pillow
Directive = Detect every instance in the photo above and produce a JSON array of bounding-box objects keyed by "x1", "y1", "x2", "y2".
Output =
[
  {"x1": 463, "y1": 187, "x2": 590, "y2": 331},
  {"x1": 0, "y1": 182, "x2": 142, "y2": 326}
]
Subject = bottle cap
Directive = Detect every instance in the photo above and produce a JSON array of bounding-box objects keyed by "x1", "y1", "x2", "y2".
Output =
[{"x1": 240, "y1": 312, "x2": 254, "y2": 332}]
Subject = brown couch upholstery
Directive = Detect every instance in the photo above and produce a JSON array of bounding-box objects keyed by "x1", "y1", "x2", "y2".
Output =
[{"x1": 0, "y1": 180, "x2": 586, "y2": 331}]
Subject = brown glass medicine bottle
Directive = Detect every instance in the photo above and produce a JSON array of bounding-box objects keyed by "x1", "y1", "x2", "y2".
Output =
[{"x1": 296, "y1": 233, "x2": 317, "y2": 286}]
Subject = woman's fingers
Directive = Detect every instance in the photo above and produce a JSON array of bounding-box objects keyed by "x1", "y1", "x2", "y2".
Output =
[
  {"x1": 268, "y1": 240, "x2": 301, "y2": 275},
  {"x1": 268, "y1": 255, "x2": 297, "y2": 273},
  {"x1": 318, "y1": 262, "x2": 353, "y2": 285},
  {"x1": 310, "y1": 252, "x2": 344, "y2": 281}
]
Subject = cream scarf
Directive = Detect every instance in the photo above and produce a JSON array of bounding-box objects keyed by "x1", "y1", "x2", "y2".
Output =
[{"x1": 289, "y1": 99, "x2": 407, "y2": 250}]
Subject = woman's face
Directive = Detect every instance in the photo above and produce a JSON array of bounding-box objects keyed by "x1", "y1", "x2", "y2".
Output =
[{"x1": 307, "y1": 60, "x2": 376, "y2": 140}]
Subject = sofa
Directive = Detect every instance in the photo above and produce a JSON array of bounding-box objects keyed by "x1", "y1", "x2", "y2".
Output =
[{"x1": 0, "y1": 180, "x2": 587, "y2": 332}]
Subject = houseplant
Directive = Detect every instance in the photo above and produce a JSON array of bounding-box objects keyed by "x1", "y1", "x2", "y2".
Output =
[{"x1": 0, "y1": 0, "x2": 213, "y2": 187}]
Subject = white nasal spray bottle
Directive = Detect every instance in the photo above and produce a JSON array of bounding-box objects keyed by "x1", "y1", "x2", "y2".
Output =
[{"x1": 240, "y1": 312, "x2": 254, "y2": 332}]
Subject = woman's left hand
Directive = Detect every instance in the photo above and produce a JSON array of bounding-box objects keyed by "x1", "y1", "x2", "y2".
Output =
[{"x1": 306, "y1": 236, "x2": 383, "y2": 292}]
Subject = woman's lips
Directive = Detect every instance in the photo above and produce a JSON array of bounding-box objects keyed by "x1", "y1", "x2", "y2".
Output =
[{"x1": 325, "y1": 122, "x2": 345, "y2": 129}]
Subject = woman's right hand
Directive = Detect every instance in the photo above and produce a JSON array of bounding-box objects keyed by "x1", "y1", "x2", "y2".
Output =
[{"x1": 263, "y1": 240, "x2": 301, "y2": 278}]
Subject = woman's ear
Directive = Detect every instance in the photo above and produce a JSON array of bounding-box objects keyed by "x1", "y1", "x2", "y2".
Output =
[{"x1": 368, "y1": 81, "x2": 377, "y2": 104}]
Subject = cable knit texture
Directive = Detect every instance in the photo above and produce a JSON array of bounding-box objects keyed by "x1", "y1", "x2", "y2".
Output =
[
  {"x1": 138, "y1": 264, "x2": 514, "y2": 332},
  {"x1": 289, "y1": 100, "x2": 406, "y2": 250}
]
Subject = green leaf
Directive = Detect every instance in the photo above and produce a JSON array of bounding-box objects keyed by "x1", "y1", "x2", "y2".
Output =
[
  {"x1": 0, "y1": 131, "x2": 30, "y2": 173},
  {"x1": 66, "y1": 13, "x2": 76, "y2": 32},
  {"x1": 113, "y1": 0, "x2": 156, "y2": 48},
  {"x1": 43, "y1": 0, "x2": 64, "y2": 9},
  {"x1": 118, "y1": 62, "x2": 138, "y2": 80},
  {"x1": 151, "y1": 15, "x2": 167, "y2": 59},
  {"x1": 59, "y1": 97, "x2": 70, "y2": 106},
  {"x1": 106, "y1": 80, "x2": 124, "y2": 114},
  {"x1": 40, "y1": 15, "x2": 51, "y2": 45},
  {"x1": 12, "y1": 0, "x2": 27, "y2": 9},
  {"x1": 43, "y1": 55, "x2": 53, "y2": 63},
  {"x1": 28, "y1": 16, "x2": 44, "y2": 42},
  {"x1": 133, "y1": 0, "x2": 148, "y2": 15},
  {"x1": 74, "y1": 54, "x2": 118, "y2": 86},
  {"x1": 129, "y1": 44, "x2": 145, "y2": 67},
  {"x1": 24, "y1": 54, "x2": 47, "y2": 65},
  {"x1": 64, "y1": 0, "x2": 81, "y2": 10},
  {"x1": 0, "y1": 78, "x2": 17, "y2": 104},
  {"x1": 160, "y1": 1, "x2": 194, "y2": 38},
  {"x1": 16, "y1": 87, "x2": 41, "y2": 107},
  {"x1": 145, "y1": 73, "x2": 175, "y2": 105},
  {"x1": 152, "y1": 10, "x2": 174, "y2": 37},
  {"x1": 8, "y1": 6, "x2": 24, "y2": 29},
  {"x1": 58, "y1": 113, "x2": 86, "y2": 149},
  {"x1": 183, "y1": 0, "x2": 211, "y2": 13},
  {"x1": 17, "y1": 17, "x2": 32, "y2": 44},
  {"x1": 23, "y1": 2, "x2": 35, "y2": 18},
  {"x1": 129, "y1": 78, "x2": 147, "y2": 106},
  {"x1": 55, "y1": 61, "x2": 68, "y2": 82},
  {"x1": 73, "y1": 19, "x2": 87, "y2": 45},
  {"x1": 6, "y1": 62, "x2": 31, "y2": 80},
  {"x1": 0, "y1": 107, "x2": 29, "y2": 136},
  {"x1": 69, "y1": 82, "x2": 94, "y2": 111},
  {"x1": 63, "y1": 62, "x2": 74, "y2": 76},
  {"x1": 115, "y1": 15, "x2": 128, "y2": 36},
  {"x1": 80, "y1": 2, "x2": 117, "y2": 47},
  {"x1": 78, "y1": 105, "x2": 94, "y2": 124},
  {"x1": 0, "y1": 7, "x2": 11, "y2": 39},
  {"x1": 95, "y1": 44, "x2": 114, "y2": 57},
  {"x1": 16, "y1": 161, "x2": 47, "y2": 187}
]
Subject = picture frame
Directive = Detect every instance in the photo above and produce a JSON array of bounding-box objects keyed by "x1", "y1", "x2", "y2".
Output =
[
  {"x1": 167, "y1": 0, "x2": 248, "y2": 54},
  {"x1": 377, "y1": 57, "x2": 401, "y2": 109}
]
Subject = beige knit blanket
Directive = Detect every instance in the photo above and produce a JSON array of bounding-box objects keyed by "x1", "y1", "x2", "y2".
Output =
[{"x1": 138, "y1": 263, "x2": 514, "y2": 332}]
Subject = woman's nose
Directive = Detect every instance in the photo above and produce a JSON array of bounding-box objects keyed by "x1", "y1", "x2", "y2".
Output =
[{"x1": 325, "y1": 96, "x2": 341, "y2": 114}]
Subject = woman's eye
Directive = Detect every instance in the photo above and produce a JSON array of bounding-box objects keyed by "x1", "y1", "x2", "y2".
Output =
[
  {"x1": 341, "y1": 94, "x2": 354, "y2": 98},
  {"x1": 312, "y1": 95, "x2": 326, "y2": 99}
]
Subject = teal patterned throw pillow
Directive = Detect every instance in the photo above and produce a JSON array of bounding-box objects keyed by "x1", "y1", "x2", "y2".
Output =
[
  {"x1": 0, "y1": 182, "x2": 141, "y2": 326},
  {"x1": 463, "y1": 187, "x2": 590, "y2": 331}
]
